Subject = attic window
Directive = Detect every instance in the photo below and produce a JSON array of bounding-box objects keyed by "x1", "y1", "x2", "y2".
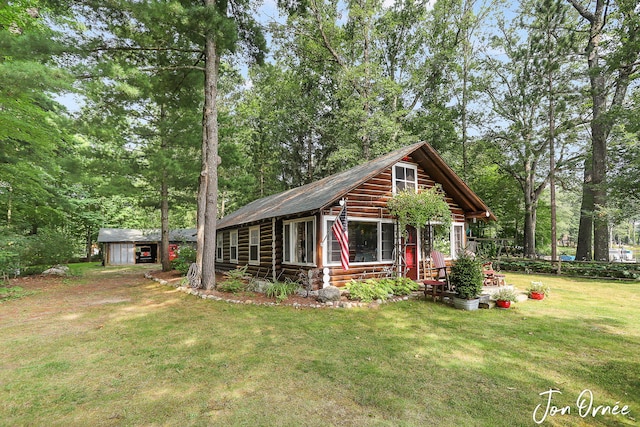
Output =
[{"x1": 393, "y1": 162, "x2": 417, "y2": 193}]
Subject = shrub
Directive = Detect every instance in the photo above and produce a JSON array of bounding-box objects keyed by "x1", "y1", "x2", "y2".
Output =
[
  {"x1": 388, "y1": 277, "x2": 419, "y2": 295},
  {"x1": 498, "y1": 258, "x2": 640, "y2": 280},
  {"x1": 450, "y1": 253, "x2": 484, "y2": 300},
  {"x1": 19, "y1": 265, "x2": 48, "y2": 276},
  {"x1": 217, "y1": 280, "x2": 246, "y2": 294},
  {"x1": 0, "y1": 233, "x2": 23, "y2": 279},
  {"x1": 265, "y1": 280, "x2": 299, "y2": 303},
  {"x1": 1, "y1": 229, "x2": 76, "y2": 277},
  {"x1": 346, "y1": 277, "x2": 420, "y2": 302},
  {"x1": 23, "y1": 229, "x2": 77, "y2": 267},
  {"x1": 170, "y1": 246, "x2": 197, "y2": 275},
  {"x1": 217, "y1": 266, "x2": 249, "y2": 293},
  {"x1": 346, "y1": 279, "x2": 394, "y2": 302}
]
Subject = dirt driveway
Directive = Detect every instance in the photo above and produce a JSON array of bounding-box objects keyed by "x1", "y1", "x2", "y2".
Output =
[
  {"x1": 0, "y1": 265, "x2": 171, "y2": 330},
  {"x1": 0, "y1": 264, "x2": 324, "y2": 328}
]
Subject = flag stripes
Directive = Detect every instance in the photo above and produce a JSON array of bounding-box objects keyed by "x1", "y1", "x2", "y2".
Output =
[{"x1": 332, "y1": 203, "x2": 349, "y2": 270}]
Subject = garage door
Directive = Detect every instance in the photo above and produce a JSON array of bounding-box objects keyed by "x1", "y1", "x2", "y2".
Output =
[{"x1": 110, "y1": 243, "x2": 135, "y2": 265}]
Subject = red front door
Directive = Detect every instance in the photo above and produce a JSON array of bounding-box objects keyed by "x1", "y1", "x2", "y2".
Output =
[{"x1": 404, "y1": 226, "x2": 418, "y2": 280}]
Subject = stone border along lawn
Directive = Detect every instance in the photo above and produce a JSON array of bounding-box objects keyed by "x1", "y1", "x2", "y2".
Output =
[
  {"x1": 145, "y1": 271, "x2": 415, "y2": 309},
  {"x1": 145, "y1": 271, "x2": 529, "y2": 309}
]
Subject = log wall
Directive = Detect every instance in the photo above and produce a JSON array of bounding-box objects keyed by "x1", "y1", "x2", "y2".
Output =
[
  {"x1": 320, "y1": 162, "x2": 465, "y2": 287},
  {"x1": 216, "y1": 159, "x2": 467, "y2": 289}
]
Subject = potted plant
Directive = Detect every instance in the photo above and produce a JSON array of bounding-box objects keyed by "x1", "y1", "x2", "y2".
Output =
[
  {"x1": 450, "y1": 253, "x2": 484, "y2": 310},
  {"x1": 527, "y1": 281, "x2": 549, "y2": 300},
  {"x1": 491, "y1": 288, "x2": 518, "y2": 309}
]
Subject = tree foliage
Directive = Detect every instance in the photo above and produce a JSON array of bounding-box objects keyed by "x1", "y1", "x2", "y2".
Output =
[
  {"x1": 480, "y1": 0, "x2": 583, "y2": 257},
  {"x1": 2, "y1": 0, "x2": 640, "y2": 273}
]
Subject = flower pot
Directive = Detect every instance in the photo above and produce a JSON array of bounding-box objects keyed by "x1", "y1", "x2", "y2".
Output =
[
  {"x1": 496, "y1": 300, "x2": 511, "y2": 309},
  {"x1": 453, "y1": 297, "x2": 480, "y2": 311},
  {"x1": 529, "y1": 291, "x2": 545, "y2": 300}
]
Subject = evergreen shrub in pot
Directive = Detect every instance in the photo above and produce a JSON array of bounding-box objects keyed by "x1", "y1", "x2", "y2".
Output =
[{"x1": 450, "y1": 253, "x2": 484, "y2": 310}]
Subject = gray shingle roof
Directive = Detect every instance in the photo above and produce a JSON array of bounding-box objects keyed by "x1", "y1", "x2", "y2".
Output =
[
  {"x1": 97, "y1": 228, "x2": 197, "y2": 243},
  {"x1": 216, "y1": 142, "x2": 429, "y2": 229}
]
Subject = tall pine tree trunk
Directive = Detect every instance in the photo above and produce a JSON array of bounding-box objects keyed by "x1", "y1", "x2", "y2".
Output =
[
  {"x1": 196, "y1": 106, "x2": 207, "y2": 279},
  {"x1": 160, "y1": 104, "x2": 171, "y2": 272},
  {"x1": 548, "y1": 67, "x2": 558, "y2": 263},
  {"x1": 85, "y1": 226, "x2": 92, "y2": 262},
  {"x1": 575, "y1": 154, "x2": 593, "y2": 260},
  {"x1": 523, "y1": 198, "x2": 537, "y2": 258},
  {"x1": 591, "y1": 84, "x2": 608, "y2": 261},
  {"x1": 200, "y1": 15, "x2": 220, "y2": 290},
  {"x1": 161, "y1": 170, "x2": 171, "y2": 271},
  {"x1": 569, "y1": 0, "x2": 638, "y2": 261}
]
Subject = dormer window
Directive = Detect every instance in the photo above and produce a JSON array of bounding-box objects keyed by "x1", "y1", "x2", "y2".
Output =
[{"x1": 393, "y1": 162, "x2": 418, "y2": 193}]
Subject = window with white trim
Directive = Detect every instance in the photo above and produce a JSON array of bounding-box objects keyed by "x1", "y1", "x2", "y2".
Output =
[
  {"x1": 249, "y1": 226, "x2": 260, "y2": 264},
  {"x1": 423, "y1": 222, "x2": 466, "y2": 258},
  {"x1": 283, "y1": 218, "x2": 315, "y2": 265},
  {"x1": 393, "y1": 162, "x2": 418, "y2": 193},
  {"x1": 326, "y1": 218, "x2": 394, "y2": 264},
  {"x1": 229, "y1": 230, "x2": 238, "y2": 263},
  {"x1": 453, "y1": 224, "x2": 465, "y2": 257},
  {"x1": 216, "y1": 232, "x2": 224, "y2": 261}
]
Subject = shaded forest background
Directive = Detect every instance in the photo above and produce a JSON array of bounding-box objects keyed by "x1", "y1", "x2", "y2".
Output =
[{"x1": 1, "y1": 0, "x2": 639, "y2": 273}]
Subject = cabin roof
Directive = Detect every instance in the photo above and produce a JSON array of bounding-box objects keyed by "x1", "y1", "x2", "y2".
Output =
[
  {"x1": 217, "y1": 141, "x2": 495, "y2": 230},
  {"x1": 97, "y1": 228, "x2": 197, "y2": 243}
]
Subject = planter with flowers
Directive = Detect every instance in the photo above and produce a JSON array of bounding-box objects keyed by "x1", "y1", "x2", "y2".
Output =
[
  {"x1": 527, "y1": 281, "x2": 550, "y2": 300},
  {"x1": 491, "y1": 288, "x2": 518, "y2": 309}
]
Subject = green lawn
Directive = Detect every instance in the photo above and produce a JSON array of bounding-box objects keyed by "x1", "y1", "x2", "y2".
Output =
[{"x1": 1, "y1": 265, "x2": 638, "y2": 426}]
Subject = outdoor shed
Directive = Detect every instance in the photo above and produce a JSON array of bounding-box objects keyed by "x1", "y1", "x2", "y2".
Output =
[
  {"x1": 98, "y1": 228, "x2": 196, "y2": 265},
  {"x1": 215, "y1": 141, "x2": 495, "y2": 288}
]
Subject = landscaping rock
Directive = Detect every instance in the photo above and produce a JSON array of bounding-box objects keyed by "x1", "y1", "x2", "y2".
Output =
[
  {"x1": 317, "y1": 286, "x2": 341, "y2": 303},
  {"x1": 42, "y1": 265, "x2": 69, "y2": 276}
]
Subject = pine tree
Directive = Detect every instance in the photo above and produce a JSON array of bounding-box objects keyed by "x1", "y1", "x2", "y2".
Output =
[{"x1": 567, "y1": 0, "x2": 640, "y2": 261}]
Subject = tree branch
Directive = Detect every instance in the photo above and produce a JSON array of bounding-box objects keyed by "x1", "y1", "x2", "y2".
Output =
[
  {"x1": 139, "y1": 65, "x2": 206, "y2": 72},
  {"x1": 309, "y1": 0, "x2": 346, "y2": 69},
  {"x1": 91, "y1": 45, "x2": 203, "y2": 54},
  {"x1": 566, "y1": 0, "x2": 595, "y2": 22}
]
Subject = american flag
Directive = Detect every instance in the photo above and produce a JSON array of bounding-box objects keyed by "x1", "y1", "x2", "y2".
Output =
[{"x1": 332, "y1": 203, "x2": 349, "y2": 270}]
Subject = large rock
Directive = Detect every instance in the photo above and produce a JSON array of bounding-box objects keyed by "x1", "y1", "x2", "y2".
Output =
[
  {"x1": 317, "y1": 286, "x2": 341, "y2": 303},
  {"x1": 42, "y1": 265, "x2": 70, "y2": 276}
]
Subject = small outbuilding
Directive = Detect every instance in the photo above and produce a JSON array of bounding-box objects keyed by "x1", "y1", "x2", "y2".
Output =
[
  {"x1": 98, "y1": 228, "x2": 196, "y2": 266},
  {"x1": 214, "y1": 141, "x2": 495, "y2": 288}
]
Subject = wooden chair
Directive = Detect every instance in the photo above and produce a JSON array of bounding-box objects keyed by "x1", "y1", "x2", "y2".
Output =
[
  {"x1": 423, "y1": 251, "x2": 449, "y2": 302},
  {"x1": 482, "y1": 261, "x2": 505, "y2": 286}
]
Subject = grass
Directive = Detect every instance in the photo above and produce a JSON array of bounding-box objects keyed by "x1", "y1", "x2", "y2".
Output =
[
  {"x1": 0, "y1": 285, "x2": 34, "y2": 302},
  {"x1": 0, "y1": 266, "x2": 638, "y2": 426}
]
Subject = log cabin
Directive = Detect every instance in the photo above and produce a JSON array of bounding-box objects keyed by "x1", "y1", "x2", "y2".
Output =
[{"x1": 215, "y1": 141, "x2": 495, "y2": 288}]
